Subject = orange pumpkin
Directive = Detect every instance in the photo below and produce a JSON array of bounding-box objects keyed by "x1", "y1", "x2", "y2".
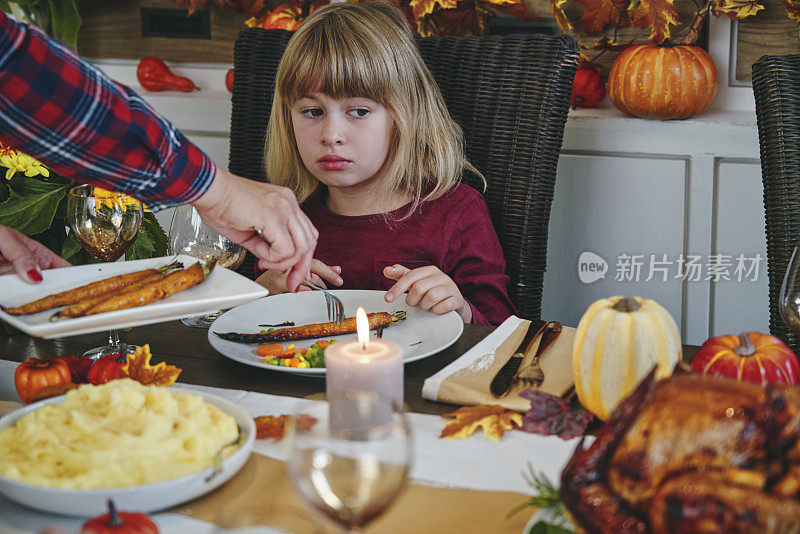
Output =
[
  {"x1": 260, "y1": 4, "x2": 304, "y2": 31},
  {"x1": 607, "y1": 44, "x2": 717, "y2": 120},
  {"x1": 81, "y1": 499, "x2": 159, "y2": 534},
  {"x1": 14, "y1": 357, "x2": 72, "y2": 403},
  {"x1": 570, "y1": 69, "x2": 605, "y2": 109},
  {"x1": 691, "y1": 331, "x2": 800, "y2": 386}
]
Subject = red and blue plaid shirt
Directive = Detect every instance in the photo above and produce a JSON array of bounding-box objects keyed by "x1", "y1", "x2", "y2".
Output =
[{"x1": 0, "y1": 11, "x2": 215, "y2": 211}]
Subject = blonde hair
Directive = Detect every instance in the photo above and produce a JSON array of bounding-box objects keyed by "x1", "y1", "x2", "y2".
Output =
[{"x1": 264, "y1": 1, "x2": 482, "y2": 217}]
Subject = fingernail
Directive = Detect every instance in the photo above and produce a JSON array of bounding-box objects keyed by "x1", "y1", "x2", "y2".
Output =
[
  {"x1": 336, "y1": 277, "x2": 343, "y2": 285},
  {"x1": 27, "y1": 269, "x2": 42, "y2": 282},
  {"x1": 385, "y1": 294, "x2": 393, "y2": 302}
]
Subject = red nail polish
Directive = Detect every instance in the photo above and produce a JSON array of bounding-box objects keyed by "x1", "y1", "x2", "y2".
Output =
[{"x1": 27, "y1": 269, "x2": 42, "y2": 282}]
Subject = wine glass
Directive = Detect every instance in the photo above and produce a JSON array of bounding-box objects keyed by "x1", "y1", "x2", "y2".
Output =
[
  {"x1": 285, "y1": 390, "x2": 412, "y2": 533},
  {"x1": 168, "y1": 204, "x2": 245, "y2": 328},
  {"x1": 66, "y1": 184, "x2": 143, "y2": 359},
  {"x1": 780, "y1": 243, "x2": 800, "y2": 338}
]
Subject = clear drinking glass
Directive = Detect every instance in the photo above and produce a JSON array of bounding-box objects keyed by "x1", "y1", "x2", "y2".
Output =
[
  {"x1": 285, "y1": 390, "x2": 412, "y2": 533},
  {"x1": 66, "y1": 184, "x2": 143, "y2": 359},
  {"x1": 780, "y1": 243, "x2": 800, "y2": 336},
  {"x1": 168, "y1": 204, "x2": 246, "y2": 328}
]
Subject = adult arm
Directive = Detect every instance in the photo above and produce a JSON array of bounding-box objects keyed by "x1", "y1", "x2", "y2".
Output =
[
  {"x1": 0, "y1": 13, "x2": 315, "y2": 288},
  {"x1": 0, "y1": 225, "x2": 70, "y2": 282}
]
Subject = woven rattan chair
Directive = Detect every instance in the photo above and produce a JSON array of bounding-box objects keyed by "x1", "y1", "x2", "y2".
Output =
[
  {"x1": 752, "y1": 54, "x2": 800, "y2": 353},
  {"x1": 229, "y1": 28, "x2": 578, "y2": 320}
]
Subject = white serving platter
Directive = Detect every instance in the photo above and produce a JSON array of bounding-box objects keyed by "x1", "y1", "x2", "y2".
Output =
[{"x1": 0, "y1": 255, "x2": 269, "y2": 339}]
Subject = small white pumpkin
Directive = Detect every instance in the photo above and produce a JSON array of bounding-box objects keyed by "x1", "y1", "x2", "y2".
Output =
[{"x1": 572, "y1": 296, "x2": 681, "y2": 421}]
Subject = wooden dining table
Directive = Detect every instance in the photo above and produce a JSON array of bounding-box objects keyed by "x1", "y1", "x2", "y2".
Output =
[
  {"x1": 0, "y1": 320, "x2": 698, "y2": 413},
  {"x1": 0, "y1": 320, "x2": 499, "y2": 415}
]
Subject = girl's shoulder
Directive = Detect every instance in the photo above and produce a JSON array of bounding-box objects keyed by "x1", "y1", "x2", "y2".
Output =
[{"x1": 436, "y1": 182, "x2": 486, "y2": 205}]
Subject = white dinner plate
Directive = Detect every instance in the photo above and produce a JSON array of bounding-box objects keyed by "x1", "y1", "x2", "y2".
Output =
[
  {"x1": 0, "y1": 255, "x2": 268, "y2": 339},
  {"x1": 208, "y1": 289, "x2": 464, "y2": 375},
  {"x1": 0, "y1": 386, "x2": 255, "y2": 517}
]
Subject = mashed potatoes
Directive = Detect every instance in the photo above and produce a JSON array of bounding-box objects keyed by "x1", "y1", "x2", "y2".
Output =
[{"x1": 0, "y1": 379, "x2": 239, "y2": 489}]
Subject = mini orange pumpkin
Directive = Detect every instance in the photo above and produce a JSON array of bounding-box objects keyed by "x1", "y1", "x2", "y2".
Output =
[
  {"x1": 14, "y1": 357, "x2": 71, "y2": 404},
  {"x1": 81, "y1": 500, "x2": 158, "y2": 534},
  {"x1": 691, "y1": 332, "x2": 800, "y2": 386},
  {"x1": 607, "y1": 44, "x2": 717, "y2": 120}
]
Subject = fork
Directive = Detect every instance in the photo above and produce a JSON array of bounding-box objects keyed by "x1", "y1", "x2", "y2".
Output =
[
  {"x1": 252, "y1": 227, "x2": 344, "y2": 326},
  {"x1": 301, "y1": 279, "x2": 345, "y2": 327},
  {"x1": 512, "y1": 322, "x2": 562, "y2": 389}
]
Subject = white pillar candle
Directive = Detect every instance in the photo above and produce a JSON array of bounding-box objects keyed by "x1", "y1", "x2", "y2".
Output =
[{"x1": 325, "y1": 307, "x2": 404, "y2": 406}]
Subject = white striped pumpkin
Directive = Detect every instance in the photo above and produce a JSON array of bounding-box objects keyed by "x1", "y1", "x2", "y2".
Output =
[{"x1": 572, "y1": 296, "x2": 681, "y2": 421}]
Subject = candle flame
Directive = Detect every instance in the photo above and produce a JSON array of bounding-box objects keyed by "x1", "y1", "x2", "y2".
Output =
[{"x1": 356, "y1": 307, "x2": 369, "y2": 349}]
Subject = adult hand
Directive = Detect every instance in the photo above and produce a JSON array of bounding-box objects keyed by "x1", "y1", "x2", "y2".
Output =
[
  {"x1": 191, "y1": 169, "x2": 318, "y2": 291},
  {"x1": 0, "y1": 225, "x2": 71, "y2": 282},
  {"x1": 256, "y1": 259, "x2": 342, "y2": 295},
  {"x1": 383, "y1": 264, "x2": 472, "y2": 323}
]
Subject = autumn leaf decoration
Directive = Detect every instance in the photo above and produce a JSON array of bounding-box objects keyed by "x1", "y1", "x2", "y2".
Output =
[
  {"x1": 121, "y1": 344, "x2": 182, "y2": 387},
  {"x1": 553, "y1": 0, "x2": 764, "y2": 47},
  {"x1": 409, "y1": 0, "x2": 538, "y2": 36},
  {"x1": 440, "y1": 404, "x2": 522, "y2": 441},
  {"x1": 254, "y1": 414, "x2": 318, "y2": 439}
]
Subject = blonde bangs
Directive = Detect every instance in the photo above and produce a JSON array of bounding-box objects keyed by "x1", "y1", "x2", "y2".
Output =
[{"x1": 278, "y1": 11, "x2": 399, "y2": 107}]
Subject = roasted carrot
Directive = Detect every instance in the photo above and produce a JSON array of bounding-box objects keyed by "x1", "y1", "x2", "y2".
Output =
[
  {"x1": 3, "y1": 262, "x2": 179, "y2": 315},
  {"x1": 215, "y1": 311, "x2": 406, "y2": 344},
  {"x1": 256, "y1": 344, "x2": 287, "y2": 358},
  {"x1": 82, "y1": 261, "x2": 213, "y2": 316},
  {"x1": 53, "y1": 272, "x2": 169, "y2": 319}
]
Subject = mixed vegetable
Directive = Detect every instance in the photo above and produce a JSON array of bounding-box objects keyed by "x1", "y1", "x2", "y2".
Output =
[{"x1": 257, "y1": 339, "x2": 334, "y2": 368}]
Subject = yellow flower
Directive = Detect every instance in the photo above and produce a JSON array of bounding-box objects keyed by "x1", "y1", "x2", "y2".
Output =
[
  {"x1": 0, "y1": 144, "x2": 50, "y2": 180},
  {"x1": 93, "y1": 187, "x2": 151, "y2": 212}
]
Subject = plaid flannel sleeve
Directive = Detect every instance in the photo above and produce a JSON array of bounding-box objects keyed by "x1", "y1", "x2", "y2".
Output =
[{"x1": 0, "y1": 11, "x2": 216, "y2": 212}]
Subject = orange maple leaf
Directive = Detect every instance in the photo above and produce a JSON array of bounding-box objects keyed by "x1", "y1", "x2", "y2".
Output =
[
  {"x1": 784, "y1": 0, "x2": 800, "y2": 19},
  {"x1": 627, "y1": 0, "x2": 680, "y2": 44},
  {"x1": 711, "y1": 0, "x2": 764, "y2": 19},
  {"x1": 254, "y1": 414, "x2": 318, "y2": 439},
  {"x1": 120, "y1": 344, "x2": 182, "y2": 387},
  {"x1": 550, "y1": 0, "x2": 576, "y2": 33},
  {"x1": 440, "y1": 405, "x2": 522, "y2": 441},
  {"x1": 410, "y1": 0, "x2": 459, "y2": 22},
  {"x1": 573, "y1": 0, "x2": 629, "y2": 35}
]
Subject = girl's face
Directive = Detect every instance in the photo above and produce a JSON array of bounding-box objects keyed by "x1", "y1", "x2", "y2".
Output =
[{"x1": 291, "y1": 93, "x2": 394, "y2": 193}]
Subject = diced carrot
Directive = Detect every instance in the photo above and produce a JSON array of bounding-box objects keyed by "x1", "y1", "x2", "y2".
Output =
[
  {"x1": 286, "y1": 357, "x2": 301, "y2": 367},
  {"x1": 257, "y1": 344, "x2": 285, "y2": 357},
  {"x1": 315, "y1": 340, "x2": 331, "y2": 348}
]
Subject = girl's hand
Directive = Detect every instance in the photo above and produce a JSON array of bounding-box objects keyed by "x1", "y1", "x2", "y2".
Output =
[
  {"x1": 256, "y1": 259, "x2": 343, "y2": 295},
  {"x1": 383, "y1": 264, "x2": 472, "y2": 323}
]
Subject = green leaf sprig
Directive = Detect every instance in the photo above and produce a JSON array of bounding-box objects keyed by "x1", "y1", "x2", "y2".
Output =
[{"x1": 508, "y1": 463, "x2": 571, "y2": 532}]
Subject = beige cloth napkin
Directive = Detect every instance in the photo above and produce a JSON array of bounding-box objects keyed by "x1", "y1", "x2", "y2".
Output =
[
  {"x1": 422, "y1": 316, "x2": 576, "y2": 412},
  {"x1": 175, "y1": 454, "x2": 532, "y2": 533}
]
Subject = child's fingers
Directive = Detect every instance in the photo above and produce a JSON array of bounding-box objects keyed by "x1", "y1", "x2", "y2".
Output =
[
  {"x1": 383, "y1": 264, "x2": 410, "y2": 280},
  {"x1": 384, "y1": 266, "x2": 425, "y2": 303},
  {"x1": 430, "y1": 295, "x2": 460, "y2": 315},
  {"x1": 311, "y1": 259, "x2": 343, "y2": 286}
]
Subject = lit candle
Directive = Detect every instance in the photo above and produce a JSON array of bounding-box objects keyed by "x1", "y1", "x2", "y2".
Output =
[{"x1": 325, "y1": 307, "x2": 404, "y2": 406}]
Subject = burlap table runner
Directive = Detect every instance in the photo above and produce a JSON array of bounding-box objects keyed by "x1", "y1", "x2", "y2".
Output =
[
  {"x1": 423, "y1": 317, "x2": 576, "y2": 412},
  {"x1": 175, "y1": 454, "x2": 532, "y2": 533}
]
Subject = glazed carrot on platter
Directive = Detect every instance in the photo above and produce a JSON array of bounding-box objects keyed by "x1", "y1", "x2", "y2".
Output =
[
  {"x1": 53, "y1": 270, "x2": 175, "y2": 319},
  {"x1": 215, "y1": 311, "x2": 406, "y2": 344},
  {"x1": 3, "y1": 261, "x2": 181, "y2": 315},
  {"x1": 77, "y1": 261, "x2": 215, "y2": 317}
]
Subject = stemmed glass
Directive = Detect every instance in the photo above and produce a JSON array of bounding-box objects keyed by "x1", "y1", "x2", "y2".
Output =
[
  {"x1": 285, "y1": 390, "x2": 412, "y2": 533},
  {"x1": 168, "y1": 204, "x2": 245, "y2": 328},
  {"x1": 780, "y1": 243, "x2": 800, "y2": 338},
  {"x1": 66, "y1": 184, "x2": 143, "y2": 359}
]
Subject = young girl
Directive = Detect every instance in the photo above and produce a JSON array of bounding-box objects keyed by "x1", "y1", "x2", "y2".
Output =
[{"x1": 256, "y1": 1, "x2": 516, "y2": 325}]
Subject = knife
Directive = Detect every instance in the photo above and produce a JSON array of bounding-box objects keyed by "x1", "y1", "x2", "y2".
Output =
[{"x1": 489, "y1": 319, "x2": 546, "y2": 398}]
